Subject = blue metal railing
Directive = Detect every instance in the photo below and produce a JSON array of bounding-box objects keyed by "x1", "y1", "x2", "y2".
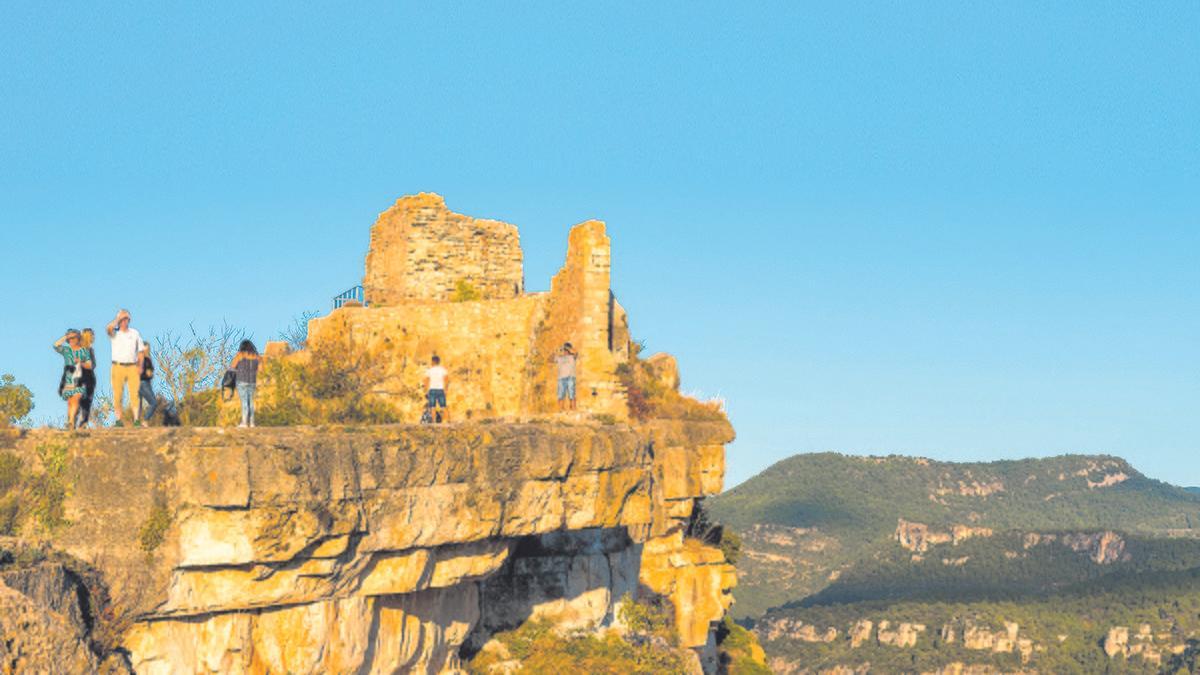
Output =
[{"x1": 333, "y1": 285, "x2": 366, "y2": 309}]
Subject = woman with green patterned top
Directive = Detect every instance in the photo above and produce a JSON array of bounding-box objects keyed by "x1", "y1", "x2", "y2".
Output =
[{"x1": 53, "y1": 329, "x2": 93, "y2": 429}]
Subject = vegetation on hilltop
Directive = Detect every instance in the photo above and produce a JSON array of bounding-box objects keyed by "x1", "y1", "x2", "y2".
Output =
[{"x1": 712, "y1": 452, "x2": 1200, "y2": 535}]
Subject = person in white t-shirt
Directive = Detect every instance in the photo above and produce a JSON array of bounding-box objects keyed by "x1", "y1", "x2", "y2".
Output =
[
  {"x1": 423, "y1": 355, "x2": 450, "y2": 423},
  {"x1": 105, "y1": 308, "x2": 148, "y2": 427}
]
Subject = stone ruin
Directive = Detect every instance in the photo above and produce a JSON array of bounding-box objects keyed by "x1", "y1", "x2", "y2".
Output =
[
  {"x1": 363, "y1": 194, "x2": 525, "y2": 305},
  {"x1": 307, "y1": 192, "x2": 633, "y2": 421}
]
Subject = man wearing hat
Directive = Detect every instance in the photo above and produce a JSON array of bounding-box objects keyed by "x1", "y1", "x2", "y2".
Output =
[
  {"x1": 555, "y1": 342, "x2": 578, "y2": 412},
  {"x1": 106, "y1": 309, "x2": 147, "y2": 427}
]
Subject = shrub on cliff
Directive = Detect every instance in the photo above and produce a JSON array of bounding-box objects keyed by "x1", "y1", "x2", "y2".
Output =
[
  {"x1": 153, "y1": 322, "x2": 248, "y2": 419},
  {"x1": 468, "y1": 618, "x2": 691, "y2": 675},
  {"x1": 616, "y1": 359, "x2": 724, "y2": 423},
  {"x1": 278, "y1": 310, "x2": 319, "y2": 351},
  {"x1": 0, "y1": 374, "x2": 33, "y2": 427},
  {"x1": 0, "y1": 441, "x2": 71, "y2": 536},
  {"x1": 717, "y1": 617, "x2": 771, "y2": 675},
  {"x1": 255, "y1": 338, "x2": 401, "y2": 426},
  {"x1": 685, "y1": 500, "x2": 741, "y2": 565}
]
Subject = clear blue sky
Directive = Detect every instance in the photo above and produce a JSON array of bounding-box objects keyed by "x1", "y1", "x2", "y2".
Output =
[{"x1": 1, "y1": 3, "x2": 1196, "y2": 488}]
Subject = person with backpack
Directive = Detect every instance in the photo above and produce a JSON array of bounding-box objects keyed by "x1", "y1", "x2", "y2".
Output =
[
  {"x1": 53, "y1": 329, "x2": 93, "y2": 429},
  {"x1": 76, "y1": 328, "x2": 98, "y2": 427},
  {"x1": 139, "y1": 343, "x2": 159, "y2": 421},
  {"x1": 106, "y1": 309, "x2": 147, "y2": 427},
  {"x1": 423, "y1": 355, "x2": 449, "y2": 423},
  {"x1": 229, "y1": 340, "x2": 262, "y2": 428}
]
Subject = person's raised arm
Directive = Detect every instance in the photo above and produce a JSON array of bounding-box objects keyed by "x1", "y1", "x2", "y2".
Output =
[
  {"x1": 106, "y1": 315, "x2": 120, "y2": 338},
  {"x1": 53, "y1": 334, "x2": 67, "y2": 350}
]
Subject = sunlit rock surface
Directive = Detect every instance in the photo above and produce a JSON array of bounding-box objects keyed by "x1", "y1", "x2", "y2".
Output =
[{"x1": 1, "y1": 419, "x2": 733, "y2": 673}]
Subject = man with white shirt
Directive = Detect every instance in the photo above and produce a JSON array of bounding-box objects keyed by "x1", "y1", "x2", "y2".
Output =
[
  {"x1": 422, "y1": 355, "x2": 449, "y2": 424},
  {"x1": 106, "y1": 308, "x2": 147, "y2": 427}
]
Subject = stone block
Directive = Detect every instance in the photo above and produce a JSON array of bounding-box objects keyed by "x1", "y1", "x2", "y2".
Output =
[{"x1": 178, "y1": 445, "x2": 250, "y2": 508}]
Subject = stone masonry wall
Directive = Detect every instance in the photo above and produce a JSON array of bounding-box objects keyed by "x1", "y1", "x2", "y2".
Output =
[
  {"x1": 364, "y1": 193, "x2": 524, "y2": 305},
  {"x1": 311, "y1": 203, "x2": 630, "y2": 422},
  {"x1": 307, "y1": 295, "x2": 548, "y2": 422}
]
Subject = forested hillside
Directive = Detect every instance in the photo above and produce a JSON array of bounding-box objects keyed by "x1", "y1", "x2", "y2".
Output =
[
  {"x1": 760, "y1": 566, "x2": 1200, "y2": 674},
  {"x1": 710, "y1": 453, "x2": 1200, "y2": 672},
  {"x1": 710, "y1": 453, "x2": 1200, "y2": 618}
]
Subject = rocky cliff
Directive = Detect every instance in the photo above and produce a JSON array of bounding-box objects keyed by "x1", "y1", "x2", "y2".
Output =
[{"x1": 0, "y1": 419, "x2": 735, "y2": 673}]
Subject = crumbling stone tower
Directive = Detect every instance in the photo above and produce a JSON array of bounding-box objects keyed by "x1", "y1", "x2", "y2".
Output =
[{"x1": 364, "y1": 193, "x2": 524, "y2": 305}]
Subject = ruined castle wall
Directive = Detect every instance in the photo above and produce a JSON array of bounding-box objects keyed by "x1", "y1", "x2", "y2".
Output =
[
  {"x1": 535, "y1": 220, "x2": 630, "y2": 418},
  {"x1": 364, "y1": 193, "x2": 524, "y2": 305},
  {"x1": 306, "y1": 294, "x2": 548, "y2": 422},
  {"x1": 319, "y1": 210, "x2": 631, "y2": 422}
]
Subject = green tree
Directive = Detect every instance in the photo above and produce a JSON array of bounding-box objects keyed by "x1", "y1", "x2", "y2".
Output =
[{"x1": 0, "y1": 374, "x2": 33, "y2": 426}]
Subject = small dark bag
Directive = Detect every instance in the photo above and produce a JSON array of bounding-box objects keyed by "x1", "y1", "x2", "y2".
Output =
[{"x1": 220, "y1": 369, "x2": 237, "y2": 401}]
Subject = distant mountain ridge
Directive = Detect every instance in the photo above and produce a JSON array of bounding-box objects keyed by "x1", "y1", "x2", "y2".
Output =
[
  {"x1": 710, "y1": 452, "x2": 1200, "y2": 672},
  {"x1": 710, "y1": 452, "x2": 1200, "y2": 618}
]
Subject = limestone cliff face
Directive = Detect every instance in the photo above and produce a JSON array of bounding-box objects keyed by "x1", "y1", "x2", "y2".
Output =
[{"x1": 1, "y1": 419, "x2": 733, "y2": 673}]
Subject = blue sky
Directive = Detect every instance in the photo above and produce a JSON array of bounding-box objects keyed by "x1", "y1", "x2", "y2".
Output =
[{"x1": 1, "y1": 3, "x2": 1196, "y2": 488}]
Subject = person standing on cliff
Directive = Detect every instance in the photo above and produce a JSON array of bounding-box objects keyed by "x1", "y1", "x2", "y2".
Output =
[
  {"x1": 52, "y1": 329, "x2": 93, "y2": 428},
  {"x1": 555, "y1": 342, "x2": 578, "y2": 412},
  {"x1": 423, "y1": 355, "x2": 449, "y2": 423},
  {"x1": 230, "y1": 340, "x2": 262, "y2": 428},
  {"x1": 76, "y1": 328, "x2": 98, "y2": 428},
  {"x1": 139, "y1": 343, "x2": 159, "y2": 422},
  {"x1": 106, "y1": 309, "x2": 147, "y2": 427}
]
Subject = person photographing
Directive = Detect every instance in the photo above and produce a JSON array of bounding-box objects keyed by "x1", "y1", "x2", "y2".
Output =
[
  {"x1": 555, "y1": 342, "x2": 578, "y2": 412},
  {"x1": 106, "y1": 309, "x2": 147, "y2": 427}
]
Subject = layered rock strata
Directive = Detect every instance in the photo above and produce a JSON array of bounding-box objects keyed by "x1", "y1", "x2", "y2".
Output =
[{"x1": 2, "y1": 419, "x2": 733, "y2": 673}]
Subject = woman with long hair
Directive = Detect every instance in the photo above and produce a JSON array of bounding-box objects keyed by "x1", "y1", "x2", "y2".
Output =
[
  {"x1": 76, "y1": 328, "x2": 98, "y2": 427},
  {"x1": 230, "y1": 340, "x2": 262, "y2": 428},
  {"x1": 53, "y1": 329, "x2": 93, "y2": 429}
]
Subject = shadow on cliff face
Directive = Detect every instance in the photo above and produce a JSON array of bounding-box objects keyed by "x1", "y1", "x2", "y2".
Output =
[
  {"x1": 460, "y1": 527, "x2": 644, "y2": 660},
  {"x1": 0, "y1": 539, "x2": 132, "y2": 672}
]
